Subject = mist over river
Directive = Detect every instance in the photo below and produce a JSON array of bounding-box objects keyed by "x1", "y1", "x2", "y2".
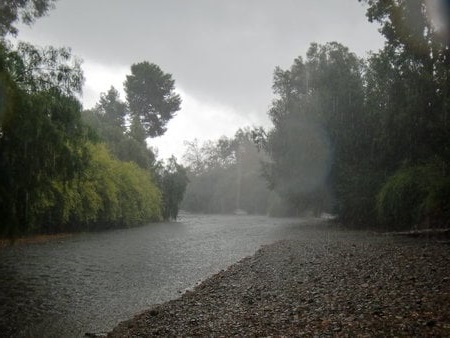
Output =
[{"x1": 0, "y1": 213, "x2": 332, "y2": 337}]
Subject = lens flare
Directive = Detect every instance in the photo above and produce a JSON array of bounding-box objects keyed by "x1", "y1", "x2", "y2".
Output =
[
  {"x1": 426, "y1": 0, "x2": 450, "y2": 35},
  {"x1": 280, "y1": 118, "x2": 332, "y2": 195}
]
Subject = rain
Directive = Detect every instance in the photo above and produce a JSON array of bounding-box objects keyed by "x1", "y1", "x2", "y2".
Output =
[{"x1": 1, "y1": 0, "x2": 450, "y2": 336}]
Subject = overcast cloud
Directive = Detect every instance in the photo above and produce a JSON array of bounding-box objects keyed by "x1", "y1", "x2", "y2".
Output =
[{"x1": 16, "y1": 0, "x2": 384, "y2": 159}]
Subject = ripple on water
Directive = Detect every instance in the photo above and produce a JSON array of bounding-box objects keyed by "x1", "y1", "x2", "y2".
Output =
[{"x1": 0, "y1": 214, "x2": 327, "y2": 337}]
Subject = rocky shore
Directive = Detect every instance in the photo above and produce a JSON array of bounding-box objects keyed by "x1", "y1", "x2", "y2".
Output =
[{"x1": 108, "y1": 230, "x2": 450, "y2": 336}]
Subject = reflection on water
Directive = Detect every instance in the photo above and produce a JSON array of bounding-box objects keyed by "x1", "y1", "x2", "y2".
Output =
[{"x1": 0, "y1": 213, "x2": 326, "y2": 337}]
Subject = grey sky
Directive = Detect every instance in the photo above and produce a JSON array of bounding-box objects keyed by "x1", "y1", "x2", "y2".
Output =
[{"x1": 16, "y1": 0, "x2": 384, "y2": 159}]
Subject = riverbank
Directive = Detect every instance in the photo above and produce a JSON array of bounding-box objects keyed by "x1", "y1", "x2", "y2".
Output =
[
  {"x1": 108, "y1": 234, "x2": 450, "y2": 336},
  {"x1": 0, "y1": 233, "x2": 73, "y2": 248}
]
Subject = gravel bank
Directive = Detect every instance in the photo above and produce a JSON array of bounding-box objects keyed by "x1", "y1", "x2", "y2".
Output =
[{"x1": 108, "y1": 229, "x2": 450, "y2": 336}]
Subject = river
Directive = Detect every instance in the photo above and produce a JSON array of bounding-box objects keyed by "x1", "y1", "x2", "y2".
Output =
[{"x1": 0, "y1": 213, "x2": 326, "y2": 337}]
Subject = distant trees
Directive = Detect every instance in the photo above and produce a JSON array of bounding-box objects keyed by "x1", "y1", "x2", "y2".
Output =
[
  {"x1": 181, "y1": 129, "x2": 271, "y2": 215},
  {"x1": 156, "y1": 157, "x2": 189, "y2": 220}
]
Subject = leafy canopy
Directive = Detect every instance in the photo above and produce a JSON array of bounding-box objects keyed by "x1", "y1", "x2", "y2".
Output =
[
  {"x1": 125, "y1": 61, "x2": 181, "y2": 138},
  {"x1": 0, "y1": 0, "x2": 56, "y2": 37}
]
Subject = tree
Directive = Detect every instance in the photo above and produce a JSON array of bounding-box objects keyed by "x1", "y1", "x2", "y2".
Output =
[
  {"x1": 4, "y1": 42, "x2": 84, "y2": 95},
  {"x1": 157, "y1": 157, "x2": 189, "y2": 220},
  {"x1": 0, "y1": 45, "x2": 163, "y2": 235},
  {"x1": 181, "y1": 129, "x2": 271, "y2": 215},
  {"x1": 0, "y1": 79, "x2": 90, "y2": 235},
  {"x1": 0, "y1": 0, "x2": 56, "y2": 38},
  {"x1": 0, "y1": 3, "x2": 168, "y2": 237},
  {"x1": 360, "y1": 0, "x2": 450, "y2": 163},
  {"x1": 182, "y1": 139, "x2": 207, "y2": 175},
  {"x1": 124, "y1": 61, "x2": 181, "y2": 138},
  {"x1": 129, "y1": 115, "x2": 147, "y2": 144},
  {"x1": 264, "y1": 42, "x2": 364, "y2": 217},
  {"x1": 357, "y1": 0, "x2": 450, "y2": 229},
  {"x1": 96, "y1": 86, "x2": 127, "y2": 130},
  {"x1": 82, "y1": 85, "x2": 157, "y2": 170}
]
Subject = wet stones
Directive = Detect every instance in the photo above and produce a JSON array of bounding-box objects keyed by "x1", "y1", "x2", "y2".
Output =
[{"x1": 108, "y1": 235, "x2": 450, "y2": 337}]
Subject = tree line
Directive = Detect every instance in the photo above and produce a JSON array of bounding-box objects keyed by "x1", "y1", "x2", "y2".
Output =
[
  {"x1": 181, "y1": 129, "x2": 272, "y2": 215},
  {"x1": 182, "y1": 0, "x2": 450, "y2": 231},
  {"x1": 2, "y1": 0, "x2": 449, "y2": 234},
  {"x1": 0, "y1": 1, "x2": 188, "y2": 237},
  {"x1": 258, "y1": 0, "x2": 450, "y2": 230}
]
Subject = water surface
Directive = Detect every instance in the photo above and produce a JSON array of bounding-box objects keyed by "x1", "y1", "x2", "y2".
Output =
[{"x1": 0, "y1": 213, "x2": 326, "y2": 337}]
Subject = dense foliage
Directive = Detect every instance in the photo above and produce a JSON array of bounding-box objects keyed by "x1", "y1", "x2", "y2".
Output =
[
  {"x1": 0, "y1": 41, "x2": 165, "y2": 237},
  {"x1": 125, "y1": 62, "x2": 182, "y2": 138},
  {"x1": 156, "y1": 157, "x2": 189, "y2": 220},
  {"x1": 262, "y1": 42, "x2": 364, "y2": 217},
  {"x1": 2, "y1": 0, "x2": 449, "y2": 234},
  {"x1": 262, "y1": 0, "x2": 450, "y2": 229},
  {"x1": 82, "y1": 87, "x2": 157, "y2": 171},
  {"x1": 0, "y1": 0, "x2": 56, "y2": 37},
  {"x1": 0, "y1": 3, "x2": 187, "y2": 236},
  {"x1": 83, "y1": 71, "x2": 188, "y2": 222}
]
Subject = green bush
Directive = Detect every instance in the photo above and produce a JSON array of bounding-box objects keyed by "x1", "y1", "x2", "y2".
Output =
[
  {"x1": 376, "y1": 162, "x2": 450, "y2": 230},
  {"x1": 36, "y1": 143, "x2": 162, "y2": 232}
]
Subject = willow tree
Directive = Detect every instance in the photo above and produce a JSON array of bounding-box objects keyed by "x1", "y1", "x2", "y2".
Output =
[{"x1": 0, "y1": 43, "x2": 88, "y2": 235}]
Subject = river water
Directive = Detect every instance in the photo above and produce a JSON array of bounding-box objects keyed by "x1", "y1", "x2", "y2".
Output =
[{"x1": 0, "y1": 213, "x2": 327, "y2": 337}]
